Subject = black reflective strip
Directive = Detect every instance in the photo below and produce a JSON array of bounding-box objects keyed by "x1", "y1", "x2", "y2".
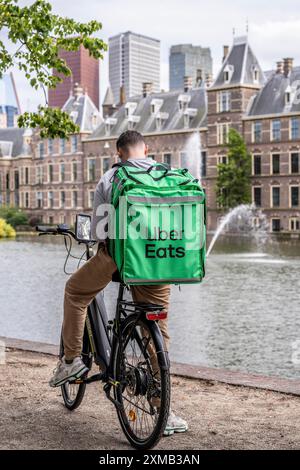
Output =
[{"x1": 127, "y1": 195, "x2": 205, "y2": 204}]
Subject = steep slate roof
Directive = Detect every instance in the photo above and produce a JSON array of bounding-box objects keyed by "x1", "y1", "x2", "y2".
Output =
[
  {"x1": 103, "y1": 85, "x2": 115, "y2": 106},
  {"x1": 211, "y1": 36, "x2": 265, "y2": 88},
  {"x1": 247, "y1": 67, "x2": 300, "y2": 116},
  {"x1": 0, "y1": 128, "x2": 25, "y2": 157},
  {"x1": 90, "y1": 86, "x2": 207, "y2": 139},
  {"x1": 62, "y1": 91, "x2": 102, "y2": 133}
]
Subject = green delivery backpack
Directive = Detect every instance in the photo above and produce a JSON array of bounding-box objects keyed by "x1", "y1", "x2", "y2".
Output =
[{"x1": 108, "y1": 162, "x2": 206, "y2": 285}]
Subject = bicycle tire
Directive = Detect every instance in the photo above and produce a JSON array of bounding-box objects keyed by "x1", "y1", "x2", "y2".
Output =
[
  {"x1": 60, "y1": 327, "x2": 92, "y2": 411},
  {"x1": 112, "y1": 313, "x2": 170, "y2": 450}
]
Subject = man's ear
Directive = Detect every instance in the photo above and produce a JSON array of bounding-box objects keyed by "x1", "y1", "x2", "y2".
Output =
[{"x1": 144, "y1": 144, "x2": 149, "y2": 156}]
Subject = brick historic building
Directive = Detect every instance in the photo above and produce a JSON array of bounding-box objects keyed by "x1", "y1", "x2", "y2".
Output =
[{"x1": 1, "y1": 36, "x2": 300, "y2": 234}]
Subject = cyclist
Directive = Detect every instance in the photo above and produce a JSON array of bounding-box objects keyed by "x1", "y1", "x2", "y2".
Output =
[{"x1": 50, "y1": 130, "x2": 188, "y2": 436}]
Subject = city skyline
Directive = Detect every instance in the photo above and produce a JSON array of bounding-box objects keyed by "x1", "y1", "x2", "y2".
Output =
[{"x1": 3, "y1": 0, "x2": 300, "y2": 113}]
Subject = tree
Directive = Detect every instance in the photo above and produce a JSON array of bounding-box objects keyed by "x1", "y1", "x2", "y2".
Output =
[
  {"x1": 216, "y1": 128, "x2": 251, "y2": 209},
  {"x1": 0, "y1": 0, "x2": 106, "y2": 138},
  {"x1": 0, "y1": 206, "x2": 28, "y2": 227}
]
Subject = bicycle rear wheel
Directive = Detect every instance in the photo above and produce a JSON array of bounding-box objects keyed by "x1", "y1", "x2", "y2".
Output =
[
  {"x1": 112, "y1": 313, "x2": 170, "y2": 449},
  {"x1": 60, "y1": 327, "x2": 92, "y2": 411}
]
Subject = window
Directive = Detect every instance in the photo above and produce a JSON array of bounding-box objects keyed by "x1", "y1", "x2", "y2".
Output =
[
  {"x1": 272, "y1": 218, "x2": 281, "y2": 232},
  {"x1": 88, "y1": 158, "x2": 96, "y2": 181},
  {"x1": 290, "y1": 217, "x2": 300, "y2": 231},
  {"x1": 59, "y1": 138, "x2": 65, "y2": 154},
  {"x1": 60, "y1": 191, "x2": 66, "y2": 208},
  {"x1": 48, "y1": 191, "x2": 54, "y2": 209},
  {"x1": 25, "y1": 167, "x2": 29, "y2": 185},
  {"x1": 38, "y1": 142, "x2": 44, "y2": 159},
  {"x1": 147, "y1": 154, "x2": 155, "y2": 160},
  {"x1": 88, "y1": 191, "x2": 95, "y2": 208},
  {"x1": 72, "y1": 161, "x2": 78, "y2": 182},
  {"x1": 102, "y1": 157, "x2": 110, "y2": 174},
  {"x1": 272, "y1": 186, "x2": 280, "y2": 207},
  {"x1": 271, "y1": 120, "x2": 281, "y2": 141},
  {"x1": 49, "y1": 164, "x2": 54, "y2": 183},
  {"x1": 71, "y1": 135, "x2": 78, "y2": 153},
  {"x1": 60, "y1": 163, "x2": 65, "y2": 183},
  {"x1": 36, "y1": 191, "x2": 43, "y2": 208},
  {"x1": 253, "y1": 121, "x2": 262, "y2": 143},
  {"x1": 217, "y1": 123, "x2": 229, "y2": 145},
  {"x1": 25, "y1": 192, "x2": 29, "y2": 208},
  {"x1": 201, "y1": 151, "x2": 207, "y2": 178},
  {"x1": 72, "y1": 191, "x2": 78, "y2": 208},
  {"x1": 218, "y1": 91, "x2": 231, "y2": 112},
  {"x1": 291, "y1": 186, "x2": 299, "y2": 207},
  {"x1": 253, "y1": 187, "x2": 262, "y2": 207},
  {"x1": 272, "y1": 154, "x2": 280, "y2": 175},
  {"x1": 163, "y1": 153, "x2": 172, "y2": 165},
  {"x1": 290, "y1": 118, "x2": 300, "y2": 140},
  {"x1": 291, "y1": 153, "x2": 299, "y2": 174},
  {"x1": 48, "y1": 139, "x2": 53, "y2": 155},
  {"x1": 217, "y1": 155, "x2": 228, "y2": 165},
  {"x1": 36, "y1": 166, "x2": 43, "y2": 184},
  {"x1": 180, "y1": 152, "x2": 188, "y2": 168},
  {"x1": 253, "y1": 155, "x2": 261, "y2": 175}
]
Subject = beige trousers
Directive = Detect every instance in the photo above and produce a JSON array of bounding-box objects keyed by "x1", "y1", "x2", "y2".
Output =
[{"x1": 62, "y1": 246, "x2": 171, "y2": 361}]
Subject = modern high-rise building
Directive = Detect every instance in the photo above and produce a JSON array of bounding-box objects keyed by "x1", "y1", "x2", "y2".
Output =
[
  {"x1": 48, "y1": 45, "x2": 100, "y2": 109},
  {"x1": 109, "y1": 31, "x2": 160, "y2": 104},
  {"x1": 0, "y1": 73, "x2": 21, "y2": 128},
  {"x1": 169, "y1": 44, "x2": 213, "y2": 90}
]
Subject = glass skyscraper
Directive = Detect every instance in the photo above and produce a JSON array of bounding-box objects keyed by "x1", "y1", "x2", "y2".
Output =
[
  {"x1": 169, "y1": 44, "x2": 213, "y2": 90},
  {"x1": 109, "y1": 31, "x2": 160, "y2": 104}
]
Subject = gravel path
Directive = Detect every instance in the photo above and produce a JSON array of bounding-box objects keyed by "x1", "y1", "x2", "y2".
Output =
[{"x1": 1, "y1": 350, "x2": 300, "y2": 450}]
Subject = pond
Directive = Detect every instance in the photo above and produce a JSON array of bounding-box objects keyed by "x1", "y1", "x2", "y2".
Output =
[{"x1": 0, "y1": 235, "x2": 299, "y2": 379}]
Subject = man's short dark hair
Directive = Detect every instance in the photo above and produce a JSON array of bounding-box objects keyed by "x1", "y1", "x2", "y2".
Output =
[{"x1": 116, "y1": 130, "x2": 145, "y2": 152}]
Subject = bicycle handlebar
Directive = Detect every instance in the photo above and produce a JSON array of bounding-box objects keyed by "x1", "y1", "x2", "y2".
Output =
[{"x1": 36, "y1": 224, "x2": 78, "y2": 241}]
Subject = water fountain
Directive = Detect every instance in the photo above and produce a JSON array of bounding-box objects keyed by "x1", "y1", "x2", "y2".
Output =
[
  {"x1": 206, "y1": 203, "x2": 269, "y2": 257},
  {"x1": 181, "y1": 131, "x2": 202, "y2": 182}
]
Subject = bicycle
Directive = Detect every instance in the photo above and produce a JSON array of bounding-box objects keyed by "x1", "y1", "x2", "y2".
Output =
[{"x1": 36, "y1": 214, "x2": 171, "y2": 450}]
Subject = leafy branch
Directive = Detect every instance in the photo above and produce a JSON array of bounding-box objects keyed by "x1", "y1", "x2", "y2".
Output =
[{"x1": 0, "y1": 0, "x2": 107, "y2": 138}]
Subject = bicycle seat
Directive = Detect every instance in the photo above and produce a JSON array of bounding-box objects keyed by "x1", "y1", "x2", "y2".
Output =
[{"x1": 112, "y1": 270, "x2": 122, "y2": 283}]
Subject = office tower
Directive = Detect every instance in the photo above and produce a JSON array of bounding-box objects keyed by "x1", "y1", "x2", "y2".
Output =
[
  {"x1": 169, "y1": 44, "x2": 213, "y2": 90},
  {"x1": 109, "y1": 31, "x2": 160, "y2": 103},
  {"x1": 48, "y1": 45, "x2": 100, "y2": 109},
  {"x1": 0, "y1": 73, "x2": 20, "y2": 128}
]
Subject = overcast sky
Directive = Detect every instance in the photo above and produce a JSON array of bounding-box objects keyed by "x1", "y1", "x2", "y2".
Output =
[{"x1": 5, "y1": 0, "x2": 300, "y2": 112}]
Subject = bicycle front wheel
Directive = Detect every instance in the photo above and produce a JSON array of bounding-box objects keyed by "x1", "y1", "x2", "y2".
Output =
[
  {"x1": 112, "y1": 313, "x2": 171, "y2": 450},
  {"x1": 60, "y1": 327, "x2": 92, "y2": 411}
]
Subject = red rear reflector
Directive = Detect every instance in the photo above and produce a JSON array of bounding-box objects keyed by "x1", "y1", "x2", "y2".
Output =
[{"x1": 146, "y1": 311, "x2": 168, "y2": 321}]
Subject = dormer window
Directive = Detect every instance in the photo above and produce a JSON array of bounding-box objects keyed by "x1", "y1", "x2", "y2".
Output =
[
  {"x1": 70, "y1": 111, "x2": 78, "y2": 123},
  {"x1": 285, "y1": 86, "x2": 292, "y2": 106},
  {"x1": 223, "y1": 65, "x2": 234, "y2": 84},
  {"x1": 125, "y1": 102, "x2": 137, "y2": 118},
  {"x1": 104, "y1": 117, "x2": 117, "y2": 136},
  {"x1": 155, "y1": 111, "x2": 169, "y2": 131},
  {"x1": 252, "y1": 65, "x2": 259, "y2": 83},
  {"x1": 127, "y1": 115, "x2": 141, "y2": 130},
  {"x1": 150, "y1": 98, "x2": 163, "y2": 115},
  {"x1": 183, "y1": 108, "x2": 197, "y2": 129},
  {"x1": 178, "y1": 94, "x2": 191, "y2": 111}
]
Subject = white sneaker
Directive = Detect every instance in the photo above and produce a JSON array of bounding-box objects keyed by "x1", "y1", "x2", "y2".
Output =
[
  {"x1": 49, "y1": 357, "x2": 89, "y2": 388},
  {"x1": 163, "y1": 410, "x2": 188, "y2": 436}
]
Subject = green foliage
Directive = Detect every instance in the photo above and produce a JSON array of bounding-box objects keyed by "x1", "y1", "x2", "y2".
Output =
[
  {"x1": 0, "y1": 206, "x2": 28, "y2": 227},
  {"x1": 0, "y1": 0, "x2": 107, "y2": 138},
  {"x1": 0, "y1": 218, "x2": 16, "y2": 238},
  {"x1": 216, "y1": 128, "x2": 252, "y2": 209}
]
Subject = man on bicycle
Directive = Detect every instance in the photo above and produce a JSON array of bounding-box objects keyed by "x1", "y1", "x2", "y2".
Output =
[{"x1": 49, "y1": 130, "x2": 188, "y2": 436}]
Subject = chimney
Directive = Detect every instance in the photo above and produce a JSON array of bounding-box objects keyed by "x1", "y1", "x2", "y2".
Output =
[
  {"x1": 223, "y1": 45, "x2": 229, "y2": 62},
  {"x1": 283, "y1": 58, "x2": 294, "y2": 77},
  {"x1": 196, "y1": 69, "x2": 203, "y2": 86},
  {"x1": 205, "y1": 73, "x2": 213, "y2": 88},
  {"x1": 119, "y1": 85, "x2": 126, "y2": 105},
  {"x1": 183, "y1": 76, "x2": 193, "y2": 92},
  {"x1": 276, "y1": 61, "x2": 283, "y2": 74},
  {"x1": 142, "y1": 82, "x2": 153, "y2": 97}
]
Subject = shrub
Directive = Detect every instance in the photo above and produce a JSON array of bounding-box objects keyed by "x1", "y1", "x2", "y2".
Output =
[
  {"x1": 0, "y1": 218, "x2": 16, "y2": 238},
  {"x1": 0, "y1": 207, "x2": 28, "y2": 228}
]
